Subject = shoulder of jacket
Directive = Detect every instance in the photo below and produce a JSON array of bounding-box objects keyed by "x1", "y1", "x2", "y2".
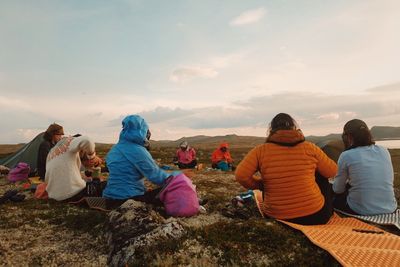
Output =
[
  {"x1": 300, "y1": 141, "x2": 322, "y2": 156},
  {"x1": 302, "y1": 141, "x2": 319, "y2": 150},
  {"x1": 248, "y1": 144, "x2": 267, "y2": 156}
]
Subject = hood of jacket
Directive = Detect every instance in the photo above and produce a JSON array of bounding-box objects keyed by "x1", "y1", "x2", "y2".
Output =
[
  {"x1": 118, "y1": 115, "x2": 149, "y2": 146},
  {"x1": 219, "y1": 143, "x2": 229, "y2": 149},
  {"x1": 267, "y1": 129, "x2": 305, "y2": 147}
]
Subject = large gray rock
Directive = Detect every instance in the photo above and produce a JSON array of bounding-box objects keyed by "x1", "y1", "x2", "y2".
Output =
[{"x1": 107, "y1": 200, "x2": 186, "y2": 266}]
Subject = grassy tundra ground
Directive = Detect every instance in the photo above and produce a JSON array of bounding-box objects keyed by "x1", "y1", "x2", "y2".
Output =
[{"x1": 0, "y1": 144, "x2": 399, "y2": 266}]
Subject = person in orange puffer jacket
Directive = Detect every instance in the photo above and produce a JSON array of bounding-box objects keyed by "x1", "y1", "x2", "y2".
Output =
[
  {"x1": 211, "y1": 143, "x2": 234, "y2": 171},
  {"x1": 235, "y1": 113, "x2": 338, "y2": 225}
]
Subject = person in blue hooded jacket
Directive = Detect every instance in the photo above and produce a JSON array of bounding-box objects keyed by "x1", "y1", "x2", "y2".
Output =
[{"x1": 102, "y1": 115, "x2": 171, "y2": 207}]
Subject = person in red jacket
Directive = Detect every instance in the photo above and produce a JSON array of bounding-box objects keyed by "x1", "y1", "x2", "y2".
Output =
[
  {"x1": 235, "y1": 113, "x2": 337, "y2": 225},
  {"x1": 211, "y1": 143, "x2": 234, "y2": 171}
]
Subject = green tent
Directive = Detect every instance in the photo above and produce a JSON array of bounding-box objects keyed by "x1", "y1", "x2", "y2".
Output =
[{"x1": 0, "y1": 132, "x2": 44, "y2": 173}]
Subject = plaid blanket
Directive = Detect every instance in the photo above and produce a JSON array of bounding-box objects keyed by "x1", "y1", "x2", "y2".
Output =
[{"x1": 335, "y1": 208, "x2": 400, "y2": 230}]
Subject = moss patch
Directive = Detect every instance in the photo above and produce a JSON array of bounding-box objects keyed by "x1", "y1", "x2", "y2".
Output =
[{"x1": 188, "y1": 218, "x2": 339, "y2": 266}]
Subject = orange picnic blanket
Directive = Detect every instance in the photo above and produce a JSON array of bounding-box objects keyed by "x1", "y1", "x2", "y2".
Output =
[
  {"x1": 253, "y1": 189, "x2": 400, "y2": 266},
  {"x1": 280, "y1": 213, "x2": 400, "y2": 267}
]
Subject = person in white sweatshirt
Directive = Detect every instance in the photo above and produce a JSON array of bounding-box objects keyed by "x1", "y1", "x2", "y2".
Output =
[{"x1": 45, "y1": 135, "x2": 97, "y2": 201}]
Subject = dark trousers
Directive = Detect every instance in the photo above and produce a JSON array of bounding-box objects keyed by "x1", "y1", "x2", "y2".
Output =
[
  {"x1": 333, "y1": 184, "x2": 358, "y2": 214},
  {"x1": 105, "y1": 187, "x2": 163, "y2": 210},
  {"x1": 287, "y1": 173, "x2": 333, "y2": 225},
  {"x1": 178, "y1": 160, "x2": 197, "y2": 169}
]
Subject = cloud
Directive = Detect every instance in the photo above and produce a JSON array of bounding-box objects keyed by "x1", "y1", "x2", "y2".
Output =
[
  {"x1": 0, "y1": 108, "x2": 58, "y2": 143},
  {"x1": 0, "y1": 96, "x2": 31, "y2": 110},
  {"x1": 16, "y1": 128, "x2": 43, "y2": 141},
  {"x1": 139, "y1": 107, "x2": 196, "y2": 123},
  {"x1": 173, "y1": 107, "x2": 254, "y2": 129},
  {"x1": 317, "y1": 113, "x2": 340, "y2": 121},
  {"x1": 365, "y1": 82, "x2": 400, "y2": 93},
  {"x1": 169, "y1": 66, "x2": 218, "y2": 83},
  {"x1": 209, "y1": 50, "x2": 249, "y2": 68},
  {"x1": 121, "y1": 87, "x2": 400, "y2": 140},
  {"x1": 169, "y1": 50, "x2": 249, "y2": 85},
  {"x1": 5, "y1": 81, "x2": 400, "y2": 144},
  {"x1": 230, "y1": 7, "x2": 266, "y2": 26}
]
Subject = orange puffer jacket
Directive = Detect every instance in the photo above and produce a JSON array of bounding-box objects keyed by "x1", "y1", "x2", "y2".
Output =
[
  {"x1": 211, "y1": 143, "x2": 233, "y2": 164},
  {"x1": 235, "y1": 130, "x2": 337, "y2": 220}
]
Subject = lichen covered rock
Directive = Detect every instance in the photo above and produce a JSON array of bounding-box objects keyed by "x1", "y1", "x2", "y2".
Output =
[{"x1": 107, "y1": 200, "x2": 186, "y2": 266}]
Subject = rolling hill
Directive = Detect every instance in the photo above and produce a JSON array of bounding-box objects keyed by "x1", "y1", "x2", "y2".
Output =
[
  {"x1": 151, "y1": 126, "x2": 400, "y2": 148},
  {"x1": 153, "y1": 134, "x2": 265, "y2": 149},
  {"x1": 1, "y1": 126, "x2": 399, "y2": 159}
]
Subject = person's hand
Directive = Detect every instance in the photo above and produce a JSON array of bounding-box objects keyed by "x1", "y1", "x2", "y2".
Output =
[
  {"x1": 83, "y1": 155, "x2": 102, "y2": 168},
  {"x1": 91, "y1": 156, "x2": 103, "y2": 167}
]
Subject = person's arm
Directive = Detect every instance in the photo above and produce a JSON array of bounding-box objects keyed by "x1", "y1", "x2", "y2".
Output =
[
  {"x1": 82, "y1": 155, "x2": 103, "y2": 168},
  {"x1": 211, "y1": 150, "x2": 218, "y2": 164},
  {"x1": 71, "y1": 136, "x2": 96, "y2": 156},
  {"x1": 38, "y1": 142, "x2": 50, "y2": 164},
  {"x1": 134, "y1": 149, "x2": 170, "y2": 185},
  {"x1": 312, "y1": 143, "x2": 338, "y2": 178},
  {"x1": 226, "y1": 152, "x2": 233, "y2": 163},
  {"x1": 235, "y1": 147, "x2": 262, "y2": 190},
  {"x1": 332, "y1": 155, "x2": 348, "y2": 194},
  {"x1": 191, "y1": 148, "x2": 196, "y2": 160},
  {"x1": 38, "y1": 142, "x2": 50, "y2": 179}
]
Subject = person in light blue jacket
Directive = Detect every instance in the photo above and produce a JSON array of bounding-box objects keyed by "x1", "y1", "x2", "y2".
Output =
[
  {"x1": 333, "y1": 119, "x2": 397, "y2": 215},
  {"x1": 102, "y1": 115, "x2": 171, "y2": 206}
]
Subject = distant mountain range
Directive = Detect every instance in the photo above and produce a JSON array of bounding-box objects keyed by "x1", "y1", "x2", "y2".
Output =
[
  {"x1": 370, "y1": 126, "x2": 400, "y2": 140},
  {"x1": 153, "y1": 134, "x2": 266, "y2": 148},
  {"x1": 151, "y1": 126, "x2": 400, "y2": 148},
  {"x1": 307, "y1": 126, "x2": 400, "y2": 143},
  {"x1": 2, "y1": 126, "x2": 399, "y2": 157}
]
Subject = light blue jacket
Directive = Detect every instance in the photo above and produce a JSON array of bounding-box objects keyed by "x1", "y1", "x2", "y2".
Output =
[
  {"x1": 333, "y1": 145, "x2": 397, "y2": 215},
  {"x1": 102, "y1": 115, "x2": 170, "y2": 200}
]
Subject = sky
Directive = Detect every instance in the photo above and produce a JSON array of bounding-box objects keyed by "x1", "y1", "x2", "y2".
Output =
[{"x1": 1, "y1": 0, "x2": 400, "y2": 144}]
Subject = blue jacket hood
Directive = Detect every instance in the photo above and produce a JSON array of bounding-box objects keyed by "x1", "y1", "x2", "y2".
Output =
[
  {"x1": 103, "y1": 114, "x2": 170, "y2": 200},
  {"x1": 118, "y1": 115, "x2": 149, "y2": 146}
]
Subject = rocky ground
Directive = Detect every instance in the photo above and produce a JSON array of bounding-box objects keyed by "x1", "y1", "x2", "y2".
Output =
[{"x1": 0, "y1": 148, "x2": 399, "y2": 266}]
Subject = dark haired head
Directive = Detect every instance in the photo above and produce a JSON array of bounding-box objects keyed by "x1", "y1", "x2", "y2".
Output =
[
  {"x1": 342, "y1": 119, "x2": 375, "y2": 149},
  {"x1": 43, "y1": 123, "x2": 64, "y2": 141},
  {"x1": 269, "y1": 113, "x2": 298, "y2": 133},
  {"x1": 266, "y1": 113, "x2": 299, "y2": 142}
]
